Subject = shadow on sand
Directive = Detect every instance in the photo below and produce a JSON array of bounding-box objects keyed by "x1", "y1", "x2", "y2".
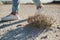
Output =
[
  {"x1": 0, "y1": 23, "x2": 50, "y2": 40},
  {"x1": 0, "y1": 19, "x2": 27, "y2": 29}
]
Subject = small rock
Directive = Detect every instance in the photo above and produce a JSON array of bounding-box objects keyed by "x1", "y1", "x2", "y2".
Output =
[
  {"x1": 7, "y1": 30, "x2": 10, "y2": 31},
  {"x1": 54, "y1": 30, "x2": 56, "y2": 33},
  {"x1": 49, "y1": 28, "x2": 53, "y2": 31},
  {"x1": 57, "y1": 27, "x2": 60, "y2": 29},
  {"x1": 16, "y1": 24, "x2": 23, "y2": 27},
  {"x1": 41, "y1": 35, "x2": 47, "y2": 39},
  {"x1": 56, "y1": 35, "x2": 58, "y2": 37}
]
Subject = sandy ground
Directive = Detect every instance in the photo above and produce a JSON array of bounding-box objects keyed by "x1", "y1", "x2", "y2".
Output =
[{"x1": 0, "y1": 4, "x2": 60, "y2": 40}]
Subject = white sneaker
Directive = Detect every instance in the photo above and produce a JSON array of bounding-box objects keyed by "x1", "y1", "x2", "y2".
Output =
[
  {"x1": 37, "y1": 7, "x2": 44, "y2": 13},
  {"x1": 1, "y1": 14, "x2": 20, "y2": 21},
  {"x1": 37, "y1": 5, "x2": 45, "y2": 13}
]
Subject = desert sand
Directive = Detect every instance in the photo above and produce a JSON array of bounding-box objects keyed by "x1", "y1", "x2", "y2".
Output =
[{"x1": 0, "y1": 4, "x2": 60, "y2": 40}]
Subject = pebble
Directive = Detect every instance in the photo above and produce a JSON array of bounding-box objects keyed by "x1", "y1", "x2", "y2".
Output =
[
  {"x1": 56, "y1": 35, "x2": 58, "y2": 37},
  {"x1": 41, "y1": 35, "x2": 47, "y2": 39},
  {"x1": 49, "y1": 28, "x2": 53, "y2": 31},
  {"x1": 57, "y1": 27, "x2": 60, "y2": 30}
]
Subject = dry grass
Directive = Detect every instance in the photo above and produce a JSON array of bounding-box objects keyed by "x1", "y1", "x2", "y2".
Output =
[{"x1": 27, "y1": 14, "x2": 56, "y2": 29}]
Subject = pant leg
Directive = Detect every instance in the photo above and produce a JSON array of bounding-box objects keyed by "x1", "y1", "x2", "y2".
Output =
[
  {"x1": 12, "y1": 0, "x2": 20, "y2": 13},
  {"x1": 32, "y1": 0, "x2": 41, "y2": 6}
]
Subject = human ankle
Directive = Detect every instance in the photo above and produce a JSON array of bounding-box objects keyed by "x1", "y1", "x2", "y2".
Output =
[
  {"x1": 37, "y1": 6, "x2": 42, "y2": 9},
  {"x1": 11, "y1": 12, "x2": 18, "y2": 15}
]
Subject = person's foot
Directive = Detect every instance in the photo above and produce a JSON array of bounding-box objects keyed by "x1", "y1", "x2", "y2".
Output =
[
  {"x1": 37, "y1": 4, "x2": 44, "y2": 9},
  {"x1": 37, "y1": 4, "x2": 44, "y2": 13},
  {"x1": 1, "y1": 12, "x2": 20, "y2": 21}
]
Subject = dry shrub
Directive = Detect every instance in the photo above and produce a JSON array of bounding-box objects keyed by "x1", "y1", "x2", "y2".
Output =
[{"x1": 27, "y1": 14, "x2": 56, "y2": 29}]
